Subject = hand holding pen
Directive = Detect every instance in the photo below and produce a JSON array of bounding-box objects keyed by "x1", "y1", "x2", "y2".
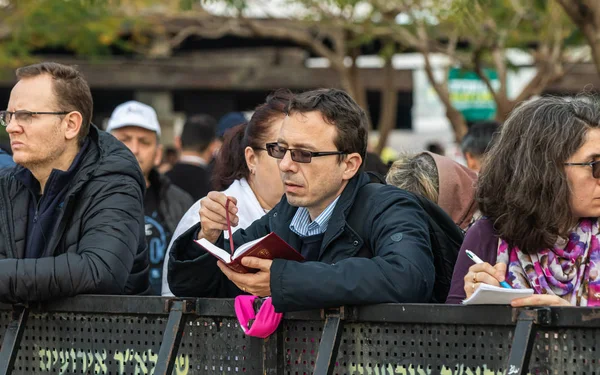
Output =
[{"x1": 464, "y1": 249, "x2": 511, "y2": 298}]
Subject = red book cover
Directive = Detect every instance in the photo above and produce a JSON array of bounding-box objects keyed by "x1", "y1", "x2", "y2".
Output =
[{"x1": 195, "y1": 232, "x2": 304, "y2": 273}]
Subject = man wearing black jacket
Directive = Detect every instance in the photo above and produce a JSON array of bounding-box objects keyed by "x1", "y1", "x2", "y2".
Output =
[
  {"x1": 0, "y1": 62, "x2": 149, "y2": 303},
  {"x1": 108, "y1": 101, "x2": 193, "y2": 294},
  {"x1": 168, "y1": 89, "x2": 435, "y2": 312}
]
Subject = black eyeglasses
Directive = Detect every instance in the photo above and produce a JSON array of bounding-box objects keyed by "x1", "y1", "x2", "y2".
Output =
[
  {"x1": 265, "y1": 142, "x2": 347, "y2": 163},
  {"x1": 564, "y1": 160, "x2": 600, "y2": 179},
  {"x1": 0, "y1": 110, "x2": 70, "y2": 127}
]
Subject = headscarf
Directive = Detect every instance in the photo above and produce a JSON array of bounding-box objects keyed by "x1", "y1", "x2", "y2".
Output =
[{"x1": 425, "y1": 152, "x2": 479, "y2": 230}]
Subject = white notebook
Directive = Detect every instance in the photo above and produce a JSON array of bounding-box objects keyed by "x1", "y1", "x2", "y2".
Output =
[{"x1": 462, "y1": 284, "x2": 534, "y2": 305}]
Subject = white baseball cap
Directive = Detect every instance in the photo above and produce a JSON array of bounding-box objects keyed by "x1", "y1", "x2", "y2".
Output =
[{"x1": 106, "y1": 100, "x2": 161, "y2": 137}]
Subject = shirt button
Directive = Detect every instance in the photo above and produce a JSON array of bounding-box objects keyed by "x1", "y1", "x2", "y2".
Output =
[
  {"x1": 353, "y1": 240, "x2": 359, "y2": 246},
  {"x1": 273, "y1": 212, "x2": 278, "y2": 217}
]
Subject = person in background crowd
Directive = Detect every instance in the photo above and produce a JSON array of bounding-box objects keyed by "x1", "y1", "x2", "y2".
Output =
[
  {"x1": 158, "y1": 146, "x2": 179, "y2": 174},
  {"x1": 364, "y1": 151, "x2": 390, "y2": 177},
  {"x1": 425, "y1": 141, "x2": 445, "y2": 156},
  {"x1": 461, "y1": 120, "x2": 501, "y2": 172},
  {"x1": 386, "y1": 152, "x2": 478, "y2": 231},
  {"x1": 447, "y1": 96, "x2": 600, "y2": 306},
  {"x1": 162, "y1": 90, "x2": 291, "y2": 295},
  {"x1": 168, "y1": 88, "x2": 434, "y2": 312},
  {"x1": 0, "y1": 62, "x2": 149, "y2": 303},
  {"x1": 0, "y1": 146, "x2": 14, "y2": 169},
  {"x1": 217, "y1": 111, "x2": 247, "y2": 140},
  {"x1": 167, "y1": 114, "x2": 220, "y2": 201},
  {"x1": 107, "y1": 101, "x2": 193, "y2": 295}
]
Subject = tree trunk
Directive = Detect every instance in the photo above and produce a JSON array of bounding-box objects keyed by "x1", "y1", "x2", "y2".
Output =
[
  {"x1": 557, "y1": 0, "x2": 600, "y2": 76},
  {"x1": 446, "y1": 106, "x2": 468, "y2": 143},
  {"x1": 494, "y1": 96, "x2": 515, "y2": 122},
  {"x1": 376, "y1": 57, "x2": 398, "y2": 155},
  {"x1": 349, "y1": 49, "x2": 372, "y2": 131},
  {"x1": 420, "y1": 50, "x2": 468, "y2": 142}
]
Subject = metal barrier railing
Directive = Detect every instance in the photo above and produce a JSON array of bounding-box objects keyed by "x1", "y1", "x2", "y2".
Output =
[{"x1": 0, "y1": 296, "x2": 599, "y2": 375}]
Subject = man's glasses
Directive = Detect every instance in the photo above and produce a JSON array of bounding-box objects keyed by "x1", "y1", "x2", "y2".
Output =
[
  {"x1": 265, "y1": 142, "x2": 347, "y2": 163},
  {"x1": 564, "y1": 160, "x2": 600, "y2": 179},
  {"x1": 0, "y1": 110, "x2": 70, "y2": 127}
]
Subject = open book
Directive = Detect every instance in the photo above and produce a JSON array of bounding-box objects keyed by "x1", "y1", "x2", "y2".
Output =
[
  {"x1": 195, "y1": 232, "x2": 304, "y2": 273},
  {"x1": 462, "y1": 284, "x2": 534, "y2": 305}
]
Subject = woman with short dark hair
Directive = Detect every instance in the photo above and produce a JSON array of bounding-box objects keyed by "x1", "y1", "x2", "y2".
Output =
[
  {"x1": 161, "y1": 89, "x2": 292, "y2": 295},
  {"x1": 447, "y1": 95, "x2": 600, "y2": 306}
]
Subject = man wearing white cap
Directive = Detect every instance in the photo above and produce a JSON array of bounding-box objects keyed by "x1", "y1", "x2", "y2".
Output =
[{"x1": 107, "y1": 101, "x2": 193, "y2": 295}]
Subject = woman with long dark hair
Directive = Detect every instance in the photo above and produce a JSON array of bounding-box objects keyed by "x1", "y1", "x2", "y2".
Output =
[
  {"x1": 162, "y1": 89, "x2": 292, "y2": 295},
  {"x1": 447, "y1": 96, "x2": 600, "y2": 306}
]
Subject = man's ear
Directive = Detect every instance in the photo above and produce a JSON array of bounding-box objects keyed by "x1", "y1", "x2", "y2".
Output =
[
  {"x1": 342, "y1": 153, "x2": 362, "y2": 181},
  {"x1": 64, "y1": 111, "x2": 83, "y2": 141},
  {"x1": 174, "y1": 136, "x2": 182, "y2": 152},
  {"x1": 154, "y1": 144, "x2": 164, "y2": 167},
  {"x1": 464, "y1": 152, "x2": 481, "y2": 172}
]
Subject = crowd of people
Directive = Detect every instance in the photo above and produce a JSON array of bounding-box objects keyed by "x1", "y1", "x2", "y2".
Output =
[{"x1": 0, "y1": 61, "x2": 599, "y2": 312}]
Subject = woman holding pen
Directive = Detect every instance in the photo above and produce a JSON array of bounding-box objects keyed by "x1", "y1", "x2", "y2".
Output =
[{"x1": 446, "y1": 95, "x2": 600, "y2": 307}]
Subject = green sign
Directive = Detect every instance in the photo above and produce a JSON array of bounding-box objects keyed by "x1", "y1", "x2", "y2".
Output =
[{"x1": 448, "y1": 68, "x2": 499, "y2": 121}]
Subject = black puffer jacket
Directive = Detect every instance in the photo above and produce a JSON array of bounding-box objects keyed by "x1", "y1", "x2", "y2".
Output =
[
  {"x1": 148, "y1": 169, "x2": 194, "y2": 235},
  {"x1": 0, "y1": 126, "x2": 150, "y2": 303}
]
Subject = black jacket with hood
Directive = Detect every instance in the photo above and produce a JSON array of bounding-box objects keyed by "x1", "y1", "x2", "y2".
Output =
[{"x1": 0, "y1": 125, "x2": 149, "y2": 303}]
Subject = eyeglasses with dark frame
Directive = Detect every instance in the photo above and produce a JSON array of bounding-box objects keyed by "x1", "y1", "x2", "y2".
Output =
[
  {"x1": 265, "y1": 142, "x2": 347, "y2": 163},
  {"x1": 564, "y1": 160, "x2": 600, "y2": 179},
  {"x1": 0, "y1": 110, "x2": 70, "y2": 127}
]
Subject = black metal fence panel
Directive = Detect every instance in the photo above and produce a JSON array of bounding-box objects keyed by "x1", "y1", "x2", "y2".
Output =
[
  {"x1": 178, "y1": 317, "x2": 263, "y2": 374},
  {"x1": 1, "y1": 298, "x2": 600, "y2": 375},
  {"x1": 10, "y1": 312, "x2": 167, "y2": 374}
]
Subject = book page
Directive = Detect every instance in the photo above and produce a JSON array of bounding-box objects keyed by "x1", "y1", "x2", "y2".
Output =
[
  {"x1": 232, "y1": 234, "x2": 269, "y2": 260},
  {"x1": 462, "y1": 284, "x2": 534, "y2": 305},
  {"x1": 196, "y1": 238, "x2": 232, "y2": 263}
]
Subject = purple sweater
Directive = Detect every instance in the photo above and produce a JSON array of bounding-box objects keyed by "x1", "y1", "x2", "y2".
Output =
[{"x1": 446, "y1": 218, "x2": 499, "y2": 304}]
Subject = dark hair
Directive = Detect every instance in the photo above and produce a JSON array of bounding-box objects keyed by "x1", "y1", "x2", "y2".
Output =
[
  {"x1": 212, "y1": 89, "x2": 293, "y2": 190},
  {"x1": 477, "y1": 96, "x2": 600, "y2": 253},
  {"x1": 287, "y1": 88, "x2": 368, "y2": 167},
  {"x1": 425, "y1": 142, "x2": 445, "y2": 156},
  {"x1": 461, "y1": 120, "x2": 501, "y2": 157},
  {"x1": 180, "y1": 114, "x2": 217, "y2": 153},
  {"x1": 16, "y1": 62, "x2": 93, "y2": 145}
]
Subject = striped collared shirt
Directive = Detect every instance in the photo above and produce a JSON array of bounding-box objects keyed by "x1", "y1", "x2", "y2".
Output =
[{"x1": 289, "y1": 196, "x2": 340, "y2": 237}]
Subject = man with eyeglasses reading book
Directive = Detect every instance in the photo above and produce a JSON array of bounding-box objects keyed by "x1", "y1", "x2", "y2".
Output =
[
  {"x1": 0, "y1": 62, "x2": 149, "y2": 304},
  {"x1": 168, "y1": 88, "x2": 435, "y2": 312}
]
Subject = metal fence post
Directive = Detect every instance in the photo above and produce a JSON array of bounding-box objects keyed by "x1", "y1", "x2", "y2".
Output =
[
  {"x1": 505, "y1": 307, "x2": 551, "y2": 375},
  {"x1": 263, "y1": 326, "x2": 284, "y2": 374},
  {"x1": 313, "y1": 307, "x2": 349, "y2": 375},
  {"x1": 154, "y1": 299, "x2": 195, "y2": 375},
  {"x1": 0, "y1": 305, "x2": 29, "y2": 375}
]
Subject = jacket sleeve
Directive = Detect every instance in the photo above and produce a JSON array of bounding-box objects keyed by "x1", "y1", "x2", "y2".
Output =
[
  {"x1": 0, "y1": 177, "x2": 145, "y2": 304},
  {"x1": 269, "y1": 190, "x2": 435, "y2": 312},
  {"x1": 446, "y1": 218, "x2": 498, "y2": 304},
  {"x1": 167, "y1": 212, "x2": 271, "y2": 297}
]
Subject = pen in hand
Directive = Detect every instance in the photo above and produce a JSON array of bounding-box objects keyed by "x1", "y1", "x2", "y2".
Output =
[{"x1": 465, "y1": 249, "x2": 512, "y2": 289}]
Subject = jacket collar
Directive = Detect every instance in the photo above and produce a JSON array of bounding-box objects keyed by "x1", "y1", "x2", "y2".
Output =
[
  {"x1": 14, "y1": 138, "x2": 90, "y2": 197},
  {"x1": 272, "y1": 172, "x2": 371, "y2": 258}
]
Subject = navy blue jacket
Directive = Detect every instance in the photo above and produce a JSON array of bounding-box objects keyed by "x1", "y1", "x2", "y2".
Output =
[
  {"x1": 168, "y1": 172, "x2": 434, "y2": 312},
  {"x1": 0, "y1": 148, "x2": 14, "y2": 169},
  {"x1": 0, "y1": 126, "x2": 150, "y2": 303}
]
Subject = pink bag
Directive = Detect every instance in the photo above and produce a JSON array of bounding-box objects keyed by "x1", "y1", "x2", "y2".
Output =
[{"x1": 234, "y1": 295, "x2": 283, "y2": 338}]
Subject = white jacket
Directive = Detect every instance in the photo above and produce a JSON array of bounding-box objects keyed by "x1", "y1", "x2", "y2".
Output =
[{"x1": 161, "y1": 178, "x2": 268, "y2": 295}]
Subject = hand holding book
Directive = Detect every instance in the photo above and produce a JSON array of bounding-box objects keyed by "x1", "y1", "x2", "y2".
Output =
[{"x1": 196, "y1": 232, "x2": 304, "y2": 273}]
